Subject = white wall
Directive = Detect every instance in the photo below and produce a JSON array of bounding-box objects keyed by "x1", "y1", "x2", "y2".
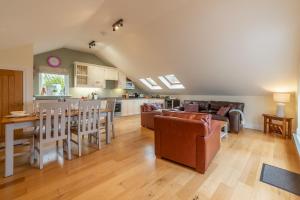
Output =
[
  {"x1": 0, "y1": 44, "x2": 34, "y2": 112},
  {"x1": 173, "y1": 95, "x2": 296, "y2": 131}
]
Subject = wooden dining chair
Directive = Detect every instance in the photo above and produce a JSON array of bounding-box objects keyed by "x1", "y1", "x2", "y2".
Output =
[
  {"x1": 106, "y1": 98, "x2": 116, "y2": 138},
  {"x1": 33, "y1": 102, "x2": 71, "y2": 169},
  {"x1": 33, "y1": 99, "x2": 59, "y2": 114},
  {"x1": 71, "y1": 100, "x2": 102, "y2": 157},
  {"x1": 65, "y1": 98, "x2": 81, "y2": 110}
]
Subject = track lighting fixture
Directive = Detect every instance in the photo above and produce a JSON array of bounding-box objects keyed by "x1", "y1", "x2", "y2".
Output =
[
  {"x1": 112, "y1": 19, "x2": 124, "y2": 31},
  {"x1": 88, "y1": 41, "x2": 96, "y2": 48}
]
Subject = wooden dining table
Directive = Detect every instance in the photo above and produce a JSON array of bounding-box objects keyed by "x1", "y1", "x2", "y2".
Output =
[{"x1": 0, "y1": 108, "x2": 112, "y2": 177}]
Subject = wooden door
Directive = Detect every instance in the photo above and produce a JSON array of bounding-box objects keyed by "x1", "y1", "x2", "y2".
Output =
[{"x1": 0, "y1": 69, "x2": 23, "y2": 142}]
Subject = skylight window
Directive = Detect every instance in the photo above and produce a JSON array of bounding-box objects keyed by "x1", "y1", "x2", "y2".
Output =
[
  {"x1": 165, "y1": 74, "x2": 180, "y2": 84},
  {"x1": 140, "y1": 78, "x2": 162, "y2": 90},
  {"x1": 158, "y1": 74, "x2": 185, "y2": 89}
]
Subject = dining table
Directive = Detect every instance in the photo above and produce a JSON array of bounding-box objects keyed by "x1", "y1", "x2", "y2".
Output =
[{"x1": 0, "y1": 108, "x2": 112, "y2": 177}]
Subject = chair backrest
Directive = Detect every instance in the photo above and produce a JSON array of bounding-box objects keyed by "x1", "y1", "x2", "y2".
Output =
[
  {"x1": 106, "y1": 99, "x2": 116, "y2": 120},
  {"x1": 38, "y1": 102, "x2": 70, "y2": 143},
  {"x1": 33, "y1": 100, "x2": 59, "y2": 114},
  {"x1": 100, "y1": 100, "x2": 107, "y2": 110},
  {"x1": 65, "y1": 98, "x2": 81, "y2": 110},
  {"x1": 78, "y1": 100, "x2": 101, "y2": 134}
]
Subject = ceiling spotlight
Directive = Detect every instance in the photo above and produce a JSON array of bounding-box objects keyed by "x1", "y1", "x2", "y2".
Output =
[
  {"x1": 89, "y1": 41, "x2": 96, "y2": 48},
  {"x1": 112, "y1": 19, "x2": 124, "y2": 31}
]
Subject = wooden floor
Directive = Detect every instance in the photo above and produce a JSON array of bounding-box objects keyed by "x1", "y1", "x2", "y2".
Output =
[{"x1": 0, "y1": 115, "x2": 300, "y2": 200}]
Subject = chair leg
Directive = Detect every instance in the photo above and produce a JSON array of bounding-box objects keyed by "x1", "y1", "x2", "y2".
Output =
[
  {"x1": 39, "y1": 149, "x2": 43, "y2": 169},
  {"x1": 97, "y1": 131, "x2": 101, "y2": 150},
  {"x1": 67, "y1": 137, "x2": 71, "y2": 160},
  {"x1": 78, "y1": 134, "x2": 82, "y2": 157},
  {"x1": 112, "y1": 124, "x2": 115, "y2": 139},
  {"x1": 30, "y1": 136, "x2": 35, "y2": 165},
  {"x1": 56, "y1": 141, "x2": 59, "y2": 152}
]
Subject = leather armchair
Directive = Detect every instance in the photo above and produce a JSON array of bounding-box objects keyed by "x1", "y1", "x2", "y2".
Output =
[
  {"x1": 154, "y1": 113, "x2": 222, "y2": 173},
  {"x1": 140, "y1": 105, "x2": 162, "y2": 130}
]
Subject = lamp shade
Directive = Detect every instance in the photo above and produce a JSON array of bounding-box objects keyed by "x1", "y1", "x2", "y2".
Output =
[{"x1": 273, "y1": 93, "x2": 290, "y2": 103}]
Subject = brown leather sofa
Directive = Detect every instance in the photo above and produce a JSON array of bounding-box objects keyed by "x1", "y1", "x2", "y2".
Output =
[
  {"x1": 140, "y1": 104, "x2": 162, "y2": 129},
  {"x1": 154, "y1": 111, "x2": 222, "y2": 174},
  {"x1": 180, "y1": 100, "x2": 244, "y2": 133}
]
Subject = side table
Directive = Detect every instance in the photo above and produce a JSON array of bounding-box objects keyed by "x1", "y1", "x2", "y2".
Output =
[{"x1": 262, "y1": 114, "x2": 293, "y2": 139}]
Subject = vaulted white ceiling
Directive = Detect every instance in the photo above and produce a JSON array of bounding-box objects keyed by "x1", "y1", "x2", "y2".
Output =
[{"x1": 1, "y1": 0, "x2": 300, "y2": 95}]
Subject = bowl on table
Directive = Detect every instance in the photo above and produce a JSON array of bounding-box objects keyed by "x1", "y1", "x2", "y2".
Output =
[{"x1": 10, "y1": 111, "x2": 27, "y2": 116}]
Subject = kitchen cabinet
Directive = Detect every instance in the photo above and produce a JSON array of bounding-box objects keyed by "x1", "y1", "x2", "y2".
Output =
[
  {"x1": 74, "y1": 63, "x2": 88, "y2": 87},
  {"x1": 118, "y1": 71, "x2": 127, "y2": 89},
  {"x1": 105, "y1": 68, "x2": 118, "y2": 80},
  {"x1": 88, "y1": 65, "x2": 106, "y2": 88},
  {"x1": 121, "y1": 99, "x2": 165, "y2": 116},
  {"x1": 74, "y1": 62, "x2": 126, "y2": 88}
]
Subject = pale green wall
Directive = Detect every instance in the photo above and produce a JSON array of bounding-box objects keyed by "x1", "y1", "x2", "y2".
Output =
[{"x1": 34, "y1": 48, "x2": 146, "y2": 97}]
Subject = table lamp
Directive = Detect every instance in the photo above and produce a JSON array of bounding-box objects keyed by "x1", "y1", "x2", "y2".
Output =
[{"x1": 273, "y1": 93, "x2": 290, "y2": 117}]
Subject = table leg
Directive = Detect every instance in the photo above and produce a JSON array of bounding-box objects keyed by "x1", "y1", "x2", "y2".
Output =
[
  {"x1": 282, "y1": 119, "x2": 286, "y2": 139},
  {"x1": 288, "y1": 120, "x2": 292, "y2": 139},
  {"x1": 106, "y1": 112, "x2": 112, "y2": 144},
  {"x1": 5, "y1": 124, "x2": 14, "y2": 177},
  {"x1": 263, "y1": 116, "x2": 267, "y2": 133}
]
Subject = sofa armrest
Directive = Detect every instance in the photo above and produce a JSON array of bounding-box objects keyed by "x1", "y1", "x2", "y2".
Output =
[
  {"x1": 154, "y1": 116, "x2": 209, "y2": 163},
  {"x1": 196, "y1": 120, "x2": 222, "y2": 173},
  {"x1": 141, "y1": 111, "x2": 161, "y2": 129},
  {"x1": 229, "y1": 111, "x2": 242, "y2": 133}
]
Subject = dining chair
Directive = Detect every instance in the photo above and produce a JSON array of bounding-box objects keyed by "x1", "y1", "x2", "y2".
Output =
[
  {"x1": 33, "y1": 99, "x2": 59, "y2": 114},
  {"x1": 100, "y1": 100, "x2": 107, "y2": 110},
  {"x1": 33, "y1": 102, "x2": 71, "y2": 169},
  {"x1": 71, "y1": 100, "x2": 102, "y2": 157},
  {"x1": 65, "y1": 98, "x2": 81, "y2": 110},
  {"x1": 106, "y1": 98, "x2": 116, "y2": 138}
]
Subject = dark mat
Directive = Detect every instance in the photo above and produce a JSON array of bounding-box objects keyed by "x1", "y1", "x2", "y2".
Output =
[{"x1": 260, "y1": 163, "x2": 300, "y2": 196}]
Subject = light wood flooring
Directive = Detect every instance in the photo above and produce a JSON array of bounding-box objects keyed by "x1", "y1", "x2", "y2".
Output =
[{"x1": 0, "y1": 115, "x2": 300, "y2": 200}]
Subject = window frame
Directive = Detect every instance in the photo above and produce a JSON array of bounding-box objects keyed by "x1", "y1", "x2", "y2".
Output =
[
  {"x1": 39, "y1": 72, "x2": 70, "y2": 96},
  {"x1": 139, "y1": 78, "x2": 162, "y2": 90},
  {"x1": 158, "y1": 75, "x2": 184, "y2": 89}
]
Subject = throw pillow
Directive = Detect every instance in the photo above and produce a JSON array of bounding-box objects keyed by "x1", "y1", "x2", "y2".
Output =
[
  {"x1": 151, "y1": 103, "x2": 162, "y2": 110},
  {"x1": 184, "y1": 104, "x2": 199, "y2": 112},
  {"x1": 143, "y1": 103, "x2": 153, "y2": 112},
  {"x1": 217, "y1": 106, "x2": 230, "y2": 116}
]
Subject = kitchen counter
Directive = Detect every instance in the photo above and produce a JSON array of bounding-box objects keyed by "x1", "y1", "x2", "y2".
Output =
[{"x1": 34, "y1": 95, "x2": 72, "y2": 100}]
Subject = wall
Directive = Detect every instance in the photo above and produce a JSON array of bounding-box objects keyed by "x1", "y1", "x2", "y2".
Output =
[
  {"x1": 0, "y1": 44, "x2": 34, "y2": 112},
  {"x1": 34, "y1": 48, "x2": 146, "y2": 97},
  {"x1": 173, "y1": 94, "x2": 297, "y2": 131}
]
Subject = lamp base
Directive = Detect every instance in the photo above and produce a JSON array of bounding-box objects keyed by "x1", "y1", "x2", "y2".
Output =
[{"x1": 276, "y1": 103, "x2": 285, "y2": 117}]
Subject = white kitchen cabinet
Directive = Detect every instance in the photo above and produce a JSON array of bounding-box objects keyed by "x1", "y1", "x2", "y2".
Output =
[
  {"x1": 88, "y1": 66, "x2": 106, "y2": 88},
  {"x1": 74, "y1": 62, "x2": 122, "y2": 88},
  {"x1": 118, "y1": 71, "x2": 127, "y2": 89},
  {"x1": 74, "y1": 63, "x2": 88, "y2": 87},
  {"x1": 121, "y1": 100, "x2": 129, "y2": 116},
  {"x1": 105, "y1": 68, "x2": 118, "y2": 80}
]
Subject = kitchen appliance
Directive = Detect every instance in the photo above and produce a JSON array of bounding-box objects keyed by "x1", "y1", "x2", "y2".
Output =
[
  {"x1": 165, "y1": 99, "x2": 180, "y2": 109},
  {"x1": 114, "y1": 100, "x2": 122, "y2": 116},
  {"x1": 125, "y1": 81, "x2": 135, "y2": 90}
]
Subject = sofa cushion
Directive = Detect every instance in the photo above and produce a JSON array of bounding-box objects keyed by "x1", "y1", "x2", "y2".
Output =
[
  {"x1": 184, "y1": 100, "x2": 209, "y2": 110},
  {"x1": 162, "y1": 111, "x2": 211, "y2": 129},
  {"x1": 216, "y1": 106, "x2": 231, "y2": 116},
  {"x1": 151, "y1": 103, "x2": 162, "y2": 110},
  {"x1": 143, "y1": 103, "x2": 153, "y2": 112},
  {"x1": 212, "y1": 115, "x2": 229, "y2": 122},
  {"x1": 184, "y1": 104, "x2": 199, "y2": 112}
]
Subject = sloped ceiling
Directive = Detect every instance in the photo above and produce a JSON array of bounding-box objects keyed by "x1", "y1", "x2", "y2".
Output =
[{"x1": 1, "y1": 0, "x2": 300, "y2": 95}]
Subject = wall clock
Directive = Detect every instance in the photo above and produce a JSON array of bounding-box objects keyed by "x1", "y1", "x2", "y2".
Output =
[{"x1": 47, "y1": 56, "x2": 61, "y2": 68}]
